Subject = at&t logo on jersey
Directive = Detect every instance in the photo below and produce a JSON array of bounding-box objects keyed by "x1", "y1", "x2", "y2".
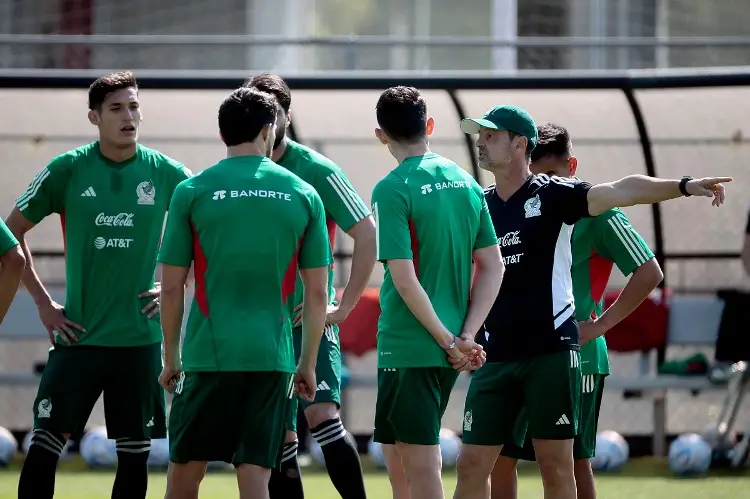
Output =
[
  {"x1": 94, "y1": 237, "x2": 134, "y2": 249},
  {"x1": 94, "y1": 213, "x2": 134, "y2": 227}
]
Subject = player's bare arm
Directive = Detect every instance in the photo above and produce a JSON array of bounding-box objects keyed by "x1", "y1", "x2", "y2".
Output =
[
  {"x1": 327, "y1": 216, "x2": 377, "y2": 325},
  {"x1": 297, "y1": 266, "x2": 329, "y2": 402},
  {"x1": 0, "y1": 244, "x2": 25, "y2": 324},
  {"x1": 5, "y1": 207, "x2": 85, "y2": 344},
  {"x1": 387, "y1": 259, "x2": 483, "y2": 370},
  {"x1": 579, "y1": 258, "x2": 663, "y2": 344},
  {"x1": 158, "y1": 263, "x2": 189, "y2": 393},
  {"x1": 586, "y1": 175, "x2": 732, "y2": 217}
]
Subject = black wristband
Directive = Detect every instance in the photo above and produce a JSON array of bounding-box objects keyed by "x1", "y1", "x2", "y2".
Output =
[{"x1": 679, "y1": 176, "x2": 693, "y2": 197}]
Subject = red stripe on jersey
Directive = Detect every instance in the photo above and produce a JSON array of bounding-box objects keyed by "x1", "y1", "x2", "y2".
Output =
[
  {"x1": 326, "y1": 217, "x2": 337, "y2": 269},
  {"x1": 588, "y1": 250, "x2": 614, "y2": 319},
  {"x1": 409, "y1": 218, "x2": 419, "y2": 277},
  {"x1": 60, "y1": 212, "x2": 67, "y2": 255},
  {"x1": 282, "y1": 238, "x2": 304, "y2": 305},
  {"x1": 190, "y1": 222, "x2": 209, "y2": 317}
]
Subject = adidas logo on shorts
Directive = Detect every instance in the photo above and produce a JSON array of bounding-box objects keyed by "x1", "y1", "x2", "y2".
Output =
[
  {"x1": 555, "y1": 414, "x2": 571, "y2": 425},
  {"x1": 317, "y1": 381, "x2": 331, "y2": 391}
]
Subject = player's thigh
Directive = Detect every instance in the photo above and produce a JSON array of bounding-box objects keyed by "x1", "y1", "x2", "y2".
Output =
[
  {"x1": 168, "y1": 372, "x2": 239, "y2": 464},
  {"x1": 573, "y1": 374, "x2": 606, "y2": 460},
  {"x1": 235, "y1": 371, "x2": 294, "y2": 468},
  {"x1": 462, "y1": 362, "x2": 524, "y2": 446},
  {"x1": 499, "y1": 409, "x2": 537, "y2": 461},
  {"x1": 373, "y1": 367, "x2": 458, "y2": 446},
  {"x1": 300, "y1": 325, "x2": 342, "y2": 411},
  {"x1": 525, "y1": 350, "x2": 582, "y2": 440},
  {"x1": 33, "y1": 346, "x2": 105, "y2": 439},
  {"x1": 103, "y1": 343, "x2": 166, "y2": 439}
]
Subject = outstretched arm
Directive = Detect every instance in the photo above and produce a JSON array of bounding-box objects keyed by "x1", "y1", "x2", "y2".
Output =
[{"x1": 586, "y1": 175, "x2": 732, "y2": 217}]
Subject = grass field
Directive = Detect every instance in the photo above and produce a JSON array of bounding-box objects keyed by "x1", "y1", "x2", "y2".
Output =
[{"x1": 1, "y1": 457, "x2": 749, "y2": 498}]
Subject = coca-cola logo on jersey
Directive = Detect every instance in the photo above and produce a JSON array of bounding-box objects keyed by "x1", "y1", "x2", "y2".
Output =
[
  {"x1": 95, "y1": 212, "x2": 134, "y2": 227},
  {"x1": 498, "y1": 231, "x2": 521, "y2": 247}
]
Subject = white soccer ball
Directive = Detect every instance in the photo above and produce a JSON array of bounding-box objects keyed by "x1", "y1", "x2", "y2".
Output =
[
  {"x1": 0, "y1": 426, "x2": 18, "y2": 467},
  {"x1": 367, "y1": 437, "x2": 386, "y2": 468},
  {"x1": 147, "y1": 438, "x2": 170, "y2": 468},
  {"x1": 21, "y1": 430, "x2": 72, "y2": 460},
  {"x1": 79, "y1": 426, "x2": 117, "y2": 468},
  {"x1": 439, "y1": 428, "x2": 461, "y2": 468},
  {"x1": 668, "y1": 433, "x2": 712, "y2": 477},
  {"x1": 591, "y1": 430, "x2": 629, "y2": 472}
]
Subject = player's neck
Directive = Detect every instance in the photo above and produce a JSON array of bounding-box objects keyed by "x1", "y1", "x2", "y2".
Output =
[
  {"x1": 389, "y1": 142, "x2": 431, "y2": 164},
  {"x1": 97, "y1": 140, "x2": 137, "y2": 163},
  {"x1": 271, "y1": 138, "x2": 288, "y2": 162},
  {"x1": 493, "y1": 163, "x2": 532, "y2": 201},
  {"x1": 226, "y1": 143, "x2": 266, "y2": 158}
]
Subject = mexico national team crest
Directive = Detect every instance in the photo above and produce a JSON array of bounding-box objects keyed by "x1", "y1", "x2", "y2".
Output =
[
  {"x1": 524, "y1": 194, "x2": 541, "y2": 218},
  {"x1": 136, "y1": 180, "x2": 156, "y2": 205},
  {"x1": 38, "y1": 398, "x2": 52, "y2": 418}
]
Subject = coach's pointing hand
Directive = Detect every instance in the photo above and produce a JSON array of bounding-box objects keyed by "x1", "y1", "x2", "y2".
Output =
[
  {"x1": 686, "y1": 177, "x2": 732, "y2": 207},
  {"x1": 38, "y1": 300, "x2": 84, "y2": 345}
]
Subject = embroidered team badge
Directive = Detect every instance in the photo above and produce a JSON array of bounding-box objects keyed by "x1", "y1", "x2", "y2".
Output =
[
  {"x1": 524, "y1": 194, "x2": 541, "y2": 218},
  {"x1": 37, "y1": 398, "x2": 52, "y2": 418},
  {"x1": 463, "y1": 410, "x2": 473, "y2": 432},
  {"x1": 136, "y1": 180, "x2": 156, "y2": 205}
]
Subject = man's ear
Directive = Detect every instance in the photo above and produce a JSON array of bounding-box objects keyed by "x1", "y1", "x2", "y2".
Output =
[
  {"x1": 88, "y1": 109, "x2": 99, "y2": 126},
  {"x1": 568, "y1": 156, "x2": 578, "y2": 176},
  {"x1": 374, "y1": 128, "x2": 389, "y2": 145},
  {"x1": 425, "y1": 117, "x2": 435, "y2": 136}
]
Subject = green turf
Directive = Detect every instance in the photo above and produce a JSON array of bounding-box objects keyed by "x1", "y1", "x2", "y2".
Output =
[{"x1": 0, "y1": 457, "x2": 748, "y2": 498}]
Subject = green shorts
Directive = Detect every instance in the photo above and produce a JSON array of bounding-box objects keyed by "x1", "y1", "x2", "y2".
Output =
[
  {"x1": 373, "y1": 367, "x2": 459, "y2": 446},
  {"x1": 500, "y1": 374, "x2": 606, "y2": 460},
  {"x1": 168, "y1": 371, "x2": 293, "y2": 468},
  {"x1": 462, "y1": 350, "x2": 582, "y2": 447},
  {"x1": 32, "y1": 343, "x2": 166, "y2": 441},
  {"x1": 286, "y1": 325, "x2": 341, "y2": 432}
]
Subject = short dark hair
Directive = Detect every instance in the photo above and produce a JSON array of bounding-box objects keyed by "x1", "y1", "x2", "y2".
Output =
[
  {"x1": 88, "y1": 71, "x2": 138, "y2": 110},
  {"x1": 218, "y1": 87, "x2": 279, "y2": 147},
  {"x1": 531, "y1": 123, "x2": 572, "y2": 163},
  {"x1": 376, "y1": 86, "x2": 428, "y2": 143},
  {"x1": 243, "y1": 73, "x2": 292, "y2": 113}
]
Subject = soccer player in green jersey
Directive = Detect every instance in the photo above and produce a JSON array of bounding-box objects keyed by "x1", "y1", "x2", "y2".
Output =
[
  {"x1": 157, "y1": 87, "x2": 331, "y2": 499},
  {"x1": 0, "y1": 219, "x2": 25, "y2": 324},
  {"x1": 245, "y1": 73, "x2": 376, "y2": 499},
  {"x1": 489, "y1": 123, "x2": 664, "y2": 499},
  {"x1": 372, "y1": 86, "x2": 504, "y2": 499},
  {"x1": 8, "y1": 72, "x2": 192, "y2": 499}
]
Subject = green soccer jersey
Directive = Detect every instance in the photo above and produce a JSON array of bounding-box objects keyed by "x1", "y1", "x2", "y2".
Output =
[
  {"x1": 372, "y1": 153, "x2": 498, "y2": 369},
  {"x1": 157, "y1": 156, "x2": 332, "y2": 373},
  {"x1": 277, "y1": 140, "x2": 370, "y2": 313},
  {"x1": 572, "y1": 208, "x2": 654, "y2": 375},
  {"x1": 0, "y1": 219, "x2": 19, "y2": 256},
  {"x1": 16, "y1": 142, "x2": 191, "y2": 347}
]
